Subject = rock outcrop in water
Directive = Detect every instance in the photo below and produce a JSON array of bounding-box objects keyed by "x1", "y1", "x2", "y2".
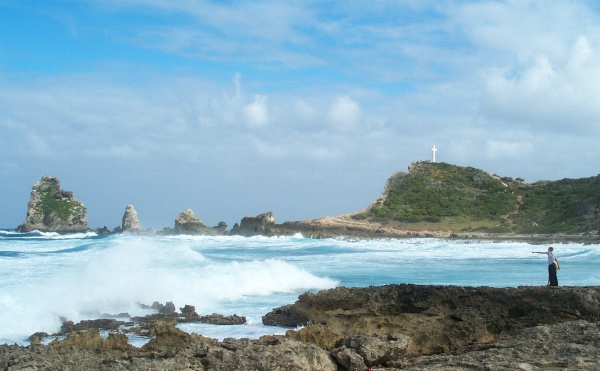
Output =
[
  {"x1": 121, "y1": 204, "x2": 142, "y2": 231},
  {"x1": 17, "y1": 176, "x2": 89, "y2": 233},
  {"x1": 4, "y1": 284, "x2": 600, "y2": 370},
  {"x1": 172, "y1": 209, "x2": 227, "y2": 235},
  {"x1": 231, "y1": 211, "x2": 276, "y2": 236}
]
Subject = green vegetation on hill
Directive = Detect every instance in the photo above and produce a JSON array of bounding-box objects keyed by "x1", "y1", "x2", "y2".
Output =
[
  {"x1": 39, "y1": 191, "x2": 83, "y2": 221},
  {"x1": 353, "y1": 162, "x2": 600, "y2": 234},
  {"x1": 32, "y1": 177, "x2": 85, "y2": 222}
]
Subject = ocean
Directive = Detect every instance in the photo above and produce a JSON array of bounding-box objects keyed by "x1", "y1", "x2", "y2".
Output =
[{"x1": 0, "y1": 230, "x2": 598, "y2": 346}]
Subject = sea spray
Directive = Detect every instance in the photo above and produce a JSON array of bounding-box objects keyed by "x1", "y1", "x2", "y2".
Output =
[{"x1": 0, "y1": 231, "x2": 599, "y2": 344}]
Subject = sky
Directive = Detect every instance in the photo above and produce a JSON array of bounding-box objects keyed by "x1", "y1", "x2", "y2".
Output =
[{"x1": 2, "y1": 0, "x2": 600, "y2": 230}]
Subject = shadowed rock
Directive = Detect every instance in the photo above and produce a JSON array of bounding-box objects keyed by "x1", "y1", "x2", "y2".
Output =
[
  {"x1": 264, "y1": 284, "x2": 600, "y2": 355},
  {"x1": 231, "y1": 211, "x2": 276, "y2": 236},
  {"x1": 10, "y1": 285, "x2": 600, "y2": 370},
  {"x1": 199, "y1": 313, "x2": 246, "y2": 325}
]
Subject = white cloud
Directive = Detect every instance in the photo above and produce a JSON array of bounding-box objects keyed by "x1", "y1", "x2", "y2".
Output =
[
  {"x1": 25, "y1": 134, "x2": 55, "y2": 157},
  {"x1": 329, "y1": 96, "x2": 361, "y2": 130},
  {"x1": 244, "y1": 95, "x2": 269, "y2": 127},
  {"x1": 481, "y1": 36, "x2": 600, "y2": 131},
  {"x1": 484, "y1": 140, "x2": 533, "y2": 159},
  {"x1": 5, "y1": 1, "x2": 600, "y2": 229},
  {"x1": 293, "y1": 100, "x2": 316, "y2": 121}
]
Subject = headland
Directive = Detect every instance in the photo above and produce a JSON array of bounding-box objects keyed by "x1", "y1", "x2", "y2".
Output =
[{"x1": 12, "y1": 161, "x2": 600, "y2": 243}]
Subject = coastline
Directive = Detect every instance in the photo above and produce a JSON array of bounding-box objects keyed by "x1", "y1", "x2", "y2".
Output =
[
  {"x1": 4, "y1": 217, "x2": 600, "y2": 245},
  {"x1": 277, "y1": 215, "x2": 600, "y2": 245},
  {"x1": 2, "y1": 229, "x2": 600, "y2": 369}
]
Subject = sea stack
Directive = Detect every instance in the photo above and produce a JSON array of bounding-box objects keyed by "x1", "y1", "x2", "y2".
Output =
[
  {"x1": 174, "y1": 209, "x2": 207, "y2": 234},
  {"x1": 231, "y1": 211, "x2": 276, "y2": 236},
  {"x1": 121, "y1": 205, "x2": 142, "y2": 231},
  {"x1": 173, "y1": 209, "x2": 227, "y2": 235},
  {"x1": 17, "y1": 176, "x2": 89, "y2": 233}
]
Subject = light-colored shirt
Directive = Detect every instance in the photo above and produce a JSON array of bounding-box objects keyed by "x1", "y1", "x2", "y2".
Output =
[{"x1": 545, "y1": 251, "x2": 557, "y2": 265}]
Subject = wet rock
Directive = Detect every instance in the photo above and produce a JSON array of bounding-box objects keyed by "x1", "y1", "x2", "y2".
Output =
[
  {"x1": 179, "y1": 305, "x2": 195, "y2": 314},
  {"x1": 95, "y1": 226, "x2": 112, "y2": 234},
  {"x1": 199, "y1": 313, "x2": 246, "y2": 325},
  {"x1": 262, "y1": 304, "x2": 308, "y2": 327},
  {"x1": 139, "y1": 301, "x2": 176, "y2": 314},
  {"x1": 176, "y1": 305, "x2": 201, "y2": 322},
  {"x1": 58, "y1": 318, "x2": 124, "y2": 335}
]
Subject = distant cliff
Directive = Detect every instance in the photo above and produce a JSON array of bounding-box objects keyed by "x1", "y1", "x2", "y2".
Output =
[{"x1": 17, "y1": 176, "x2": 89, "y2": 233}]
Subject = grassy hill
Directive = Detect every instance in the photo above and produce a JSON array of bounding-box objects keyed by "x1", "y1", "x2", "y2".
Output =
[{"x1": 352, "y1": 161, "x2": 600, "y2": 235}]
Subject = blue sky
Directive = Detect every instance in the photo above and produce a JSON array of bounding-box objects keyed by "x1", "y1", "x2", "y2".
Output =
[{"x1": 2, "y1": 1, "x2": 600, "y2": 230}]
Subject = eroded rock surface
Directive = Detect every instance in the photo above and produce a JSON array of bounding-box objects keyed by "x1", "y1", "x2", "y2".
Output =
[
  {"x1": 264, "y1": 284, "x2": 600, "y2": 355},
  {"x1": 17, "y1": 176, "x2": 89, "y2": 233},
  {"x1": 231, "y1": 211, "x2": 276, "y2": 236},
  {"x1": 173, "y1": 209, "x2": 227, "y2": 235},
  {"x1": 4, "y1": 285, "x2": 600, "y2": 370},
  {"x1": 121, "y1": 204, "x2": 141, "y2": 231}
]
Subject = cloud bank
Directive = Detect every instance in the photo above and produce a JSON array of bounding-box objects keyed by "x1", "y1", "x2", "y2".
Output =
[{"x1": 1, "y1": 1, "x2": 600, "y2": 229}]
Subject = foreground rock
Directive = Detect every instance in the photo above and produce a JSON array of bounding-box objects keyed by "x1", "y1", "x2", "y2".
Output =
[
  {"x1": 4, "y1": 285, "x2": 600, "y2": 370},
  {"x1": 265, "y1": 284, "x2": 600, "y2": 355},
  {"x1": 17, "y1": 176, "x2": 89, "y2": 233},
  {"x1": 1, "y1": 325, "x2": 335, "y2": 370},
  {"x1": 3, "y1": 320, "x2": 600, "y2": 370},
  {"x1": 401, "y1": 319, "x2": 600, "y2": 370}
]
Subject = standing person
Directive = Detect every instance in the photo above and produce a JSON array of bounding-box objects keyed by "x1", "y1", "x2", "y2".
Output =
[{"x1": 532, "y1": 247, "x2": 560, "y2": 286}]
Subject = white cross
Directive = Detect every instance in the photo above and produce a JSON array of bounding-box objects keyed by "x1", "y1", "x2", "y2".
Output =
[{"x1": 431, "y1": 145, "x2": 437, "y2": 162}]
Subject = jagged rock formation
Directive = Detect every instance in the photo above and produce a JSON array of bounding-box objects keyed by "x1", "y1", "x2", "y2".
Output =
[
  {"x1": 264, "y1": 284, "x2": 600, "y2": 356},
  {"x1": 1, "y1": 329, "x2": 336, "y2": 370},
  {"x1": 4, "y1": 285, "x2": 600, "y2": 370},
  {"x1": 121, "y1": 204, "x2": 141, "y2": 231},
  {"x1": 17, "y1": 176, "x2": 89, "y2": 233},
  {"x1": 231, "y1": 211, "x2": 276, "y2": 236},
  {"x1": 173, "y1": 209, "x2": 227, "y2": 235}
]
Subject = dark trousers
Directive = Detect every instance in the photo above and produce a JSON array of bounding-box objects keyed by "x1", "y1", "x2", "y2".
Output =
[{"x1": 548, "y1": 264, "x2": 558, "y2": 286}]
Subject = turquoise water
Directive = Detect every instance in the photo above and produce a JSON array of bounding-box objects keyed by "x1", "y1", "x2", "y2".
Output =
[{"x1": 0, "y1": 230, "x2": 598, "y2": 345}]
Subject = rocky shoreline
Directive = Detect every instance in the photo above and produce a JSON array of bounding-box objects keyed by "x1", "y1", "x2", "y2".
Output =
[
  {"x1": 14, "y1": 176, "x2": 600, "y2": 244},
  {"x1": 2, "y1": 284, "x2": 600, "y2": 370},
  {"x1": 277, "y1": 214, "x2": 600, "y2": 244}
]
